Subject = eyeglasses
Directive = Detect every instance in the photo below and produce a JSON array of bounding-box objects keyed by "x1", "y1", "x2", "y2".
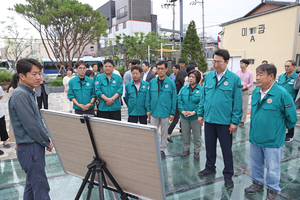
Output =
[
  {"x1": 157, "y1": 67, "x2": 165, "y2": 71},
  {"x1": 78, "y1": 67, "x2": 86, "y2": 71}
]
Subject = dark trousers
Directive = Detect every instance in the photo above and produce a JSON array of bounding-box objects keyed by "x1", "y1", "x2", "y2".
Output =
[
  {"x1": 0, "y1": 116, "x2": 9, "y2": 141},
  {"x1": 286, "y1": 127, "x2": 294, "y2": 138},
  {"x1": 37, "y1": 92, "x2": 48, "y2": 109},
  {"x1": 204, "y1": 122, "x2": 234, "y2": 178},
  {"x1": 75, "y1": 108, "x2": 95, "y2": 115},
  {"x1": 17, "y1": 143, "x2": 50, "y2": 200},
  {"x1": 97, "y1": 110, "x2": 121, "y2": 121},
  {"x1": 168, "y1": 104, "x2": 180, "y2": 135},
  {"x1": 128, "y1": 115, "x2": 147, "y2": 124}
]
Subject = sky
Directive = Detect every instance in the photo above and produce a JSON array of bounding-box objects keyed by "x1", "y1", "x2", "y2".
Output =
[{"x1": 0, "y1": 0, "x2": 292, "y2": 47}]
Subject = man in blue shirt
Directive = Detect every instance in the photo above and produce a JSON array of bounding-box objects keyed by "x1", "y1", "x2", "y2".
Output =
[
  {"x1": 9, "y1": 58, "x2": 53, "y2": 200},
  {"x1": 169, "y1": 64, "x2": 180, "y2": 81}
]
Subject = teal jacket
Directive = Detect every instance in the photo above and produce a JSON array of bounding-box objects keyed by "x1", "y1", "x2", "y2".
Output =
[
  {"x1": 198, "y1": 69, "x2": 242, "y2": 125},
  {"x1": 250, "y1": 83, "x2": 298, "y2": 148},
  {"x1": 95, "y1": 73, "x2": 123, "y2": 111},
  {"x1": 178, "y1": 84, "x2": 203, "y2": 121},
  {"x1": 148, "y1": 76, "x2": 177, "y2": 118},
  {"x1": 67, "y1": 75, "x2": 95, "y2": 110},
  {"x1": 277, "y1": 71, "x2": 298, "y2": 100},
  {"x1": 125, "y1": 79, "x2": 150, "y2": 116},
  {"x1": 93, "y1": 71, "x2": 100, "y2": 80}
]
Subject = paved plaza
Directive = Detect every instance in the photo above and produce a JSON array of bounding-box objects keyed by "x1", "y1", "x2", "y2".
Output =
[{"x1": 0, "y1": 91, "x2": 300, "y2": 199}]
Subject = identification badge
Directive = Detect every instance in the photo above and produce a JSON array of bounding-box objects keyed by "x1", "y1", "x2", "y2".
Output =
[
  {"x1": 113, "y1": 80, "x2": 116, "y2": 84},
  {"x1": 196, "y1": 91, "x2": 199, "y2": 93},
  {"x1": 224, "y1": 81, "x2": 228, "y2": 86},
  {"x1": 165, "y1": 85, "x2": 168, "y2": 88},
  {"x1": 143, "y1": 86, "x2": 145, "y2": 88},
  {"x1": 95, "y1": 81, "x2": 99, "y2": 85},
  {"x1": 267, "y1": 99, "x2": 272, "y2": 104},
  {"x1": 86, "y1": 83, "x2": 90, "y2": 86}
]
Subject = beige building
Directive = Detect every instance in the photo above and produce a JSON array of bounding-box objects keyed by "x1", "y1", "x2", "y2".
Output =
[{"x1": 220, "y1": 1, "x2": 300, "y2": 77}]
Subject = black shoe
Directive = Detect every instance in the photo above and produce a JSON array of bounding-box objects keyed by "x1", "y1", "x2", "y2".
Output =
[
  {"x1": 224, "y1": 177, "x2": 234, "y2": 188},
  {"x1": 0, "y1": 150, "x2": 3, "y2": 156},
  {"x1": 160, "y1": 151, "x2": 166, "y2": 160},
  {"x1": 181, "y1": 150, "x2": 190, "y2": 158},
  {"x1": 198, "y1": 168, "x2": 216, "y2": 177},
  {"x1": 266, "y1": 188, "x2": 277, "y2": 200},
  {"x1": 244, "y1": 180, "x2": 264, "y2": 195},
  {"x1": 167, "y1": 137, "x2": 173, "y2": 143},
  {"x1": 285, "y1": 137, "x2": 293, "y2": 142},
  {"x1": 194, "y1": 152, "x2": 200, "y2": 160}
]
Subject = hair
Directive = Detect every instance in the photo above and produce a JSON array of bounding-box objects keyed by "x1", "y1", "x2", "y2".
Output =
[
  {"x1": 16, "y1": 58, "x2": 43, "y2": 75},
  {"x1": 173, "y1": 64, "x2": 180, "y2": 70},
  {"x1": 7, "y1": 73, "x2": 19, "y2": 92},
  {"x1": 151, "y1": 66, "x2": 157, "y2": 71},
  {"x1": 103, "y1": 59, "x2": 114, "y2": 67},
  {"x1": 213, "y1": 49, "x2": 230, "y2": 62},
  {"x1": 256, "y1": 64, "x2": 277, "y2": 79},
  {"x1": 286, "y1": 60, "x2": 296, "y2": 66},
  {"x1": 188, "y1": 69, "x2": 201, "y2": 83},
  {"x1": 156, "y1": 61, "x2": 167, "y2": 69},
  {"x1": 131, "y1": 59, "x2": 140, "y2": 66},
  {"x1": 186, "y1": 64, "x2": 196, "y2": 73},
  {"x1": 66, "y1": 67, "x2": 73, "y2": 73},
  {"x1": 179, "y1": 59, "x2": 185, "y2": 63},
  {"x1": 92, "y1": 63, "x2": 98, "y2": 67},
  {"x1": 143, "y1": 61, "x2": 150, "y2": 68},
  {"x1": 262, "y1": 60, "x2": 268, "y2": 64},
  {"x1": 129, "y1": 61, "x2": 132, "y2": 64},
  {"x1": 131, "y1": 66, "x2": 143, "y2": 73},
  {"x1": 240, "y1": 59, "x2": 249, "y2": 65},
  {"x1": 175, "y1": 69, "x2": 187, "y2": 86},
  {"x1": 74, "y1": 60, "x2": 86, "y2": 69},
  {"x1": 188, "y1": 61, "x2": 197, "y2": 67},
  {"x1": 85, "y1": 70, "x2": 94, "y2": 77}
]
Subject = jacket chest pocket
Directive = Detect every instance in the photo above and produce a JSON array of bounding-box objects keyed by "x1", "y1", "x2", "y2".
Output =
[
  {"x1": 219, "y1": 86, "x2": 233, "y2": 100},
  {"x1": 84, "y1": 85, "x2": 93, "y2": 95},
  {"x1": 190, "y1": 93, "x2": 201, "y2": 104}
]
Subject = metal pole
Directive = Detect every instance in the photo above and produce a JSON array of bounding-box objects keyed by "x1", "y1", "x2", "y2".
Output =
[
  {"x1": 180, "y1": 0, "x2": 183, "y2": 52},
  {"x1": 172, "y1": 1, "x2": 175, "y2": 50},
  {"x1": 148, "y1": 45, "x2": 150, "y2": 62},
  {"x1": 161, "y1": 43, "x2": 163, "y2": 60},
  {"x1": 202, "y1": 0, "x2": 205, "y2": 60}
]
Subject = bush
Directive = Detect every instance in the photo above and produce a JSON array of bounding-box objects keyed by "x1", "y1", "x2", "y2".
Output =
[
  {"x1": 49, "y1": 77, "x2": 64, "y2": 87},
  {"x1": 114, "y1": 65, "x2": 126, "y2": 77},
  {"x1": 0, "y1": 70, "x2": 13, "y2": 83}
]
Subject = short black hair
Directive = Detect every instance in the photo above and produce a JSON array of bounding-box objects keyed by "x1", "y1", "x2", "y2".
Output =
[
  {"x1": 186, "y1": 64, "x2": 196, "y2": 73},
  {"x1": 173, "y1": 64, "x2": 180, "y2": 70},
  {"x1": 85, "y1": 70, "x2": 94, "y2": 77},
  {"x1": 75, "y1": 60, "x2": 86, "y2": 69},
  {"x1": 188, "y1": 69, "x2": 201, "y2": 83},
  {"x1": 131, "y1": 66, "x2": 143, "y2": 73},
  {"x1": 156, "y1": 61, "x2": 167, "y2": 69},
  {"x1": 286, "y1": 60, "x2": 296, "y2": 66},
  {"x1": 143, "y1": 61, "x2": 150, "y2": 68},
  {"x1": 213, "y1": 49, "x2": 230, "y2": 62},
  {"x1": 131, "y1": 59, "x2": 140, "y2": 66},
  {"x1": 188, "y1": 61, "x2": 197, "y2": 67},
  {"x1": 104, "y1": 59, "x2": 114, "y2": 67},
  {"x1": 240, "y1": 59, "x2": 250, "y2": 65},
  {"x1": 262, "y1": 60, "x2": 268, "y2": 64},
  {"x1": 179, "y1": 59, "x2": 185, "y2": 63},
  {"x1": 17, "y1": 58, "x2": 43, "y2": 75},
  {"x1": 92, "y1": 63, "x2": 98, "y2": 67},
  {"x1": 66, "y1": 67, "x2": 73, "y2": 73},
  {"x1": 256, "y1": 64, "x2": 277, "y2": 79}
]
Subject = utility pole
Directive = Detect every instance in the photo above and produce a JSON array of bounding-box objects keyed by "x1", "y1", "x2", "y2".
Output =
[
  {"x1": 161, "y1": 0, "x2": 177, "y2": 50},
  {"x1": 190, "y1": 0, "x2": 205, "y2": 60}
]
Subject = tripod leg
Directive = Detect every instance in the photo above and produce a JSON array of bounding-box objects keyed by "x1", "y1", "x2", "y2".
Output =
[
  {"x1": 86, "y1": 167, "x2": 96, "y2": 200},
  {"x1": 75, "y1": 168, "x2": 93, "y2": 200},
  {"x1": 97, "y1": 169, "x2": 105, "y2": 200}
]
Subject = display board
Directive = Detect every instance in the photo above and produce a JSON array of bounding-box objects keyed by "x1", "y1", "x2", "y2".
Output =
[{"x1": 41, "y1": 110, "x2": 166, "y2": 200}]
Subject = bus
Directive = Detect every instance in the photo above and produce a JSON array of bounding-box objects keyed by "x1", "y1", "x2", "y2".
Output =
[{"x1": 42, "y1": 57, "x2": 103, "y2": 77}]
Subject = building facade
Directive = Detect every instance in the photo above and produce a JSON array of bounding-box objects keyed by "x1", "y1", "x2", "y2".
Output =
[{"x1": 220, "y1": 1, "x2": 300, "y2": 76}]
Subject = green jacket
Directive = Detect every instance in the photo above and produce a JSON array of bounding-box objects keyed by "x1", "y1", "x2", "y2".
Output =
[
  {"x1": 148, "y1": 76, "x2": 177, "y2": 118},
  {"x1": 125, "y1": 79, "x2": 150, "y2": 116},
  {"x1": 198, "y1": 69, "x2": 242, "y2": 125},
  {"x1": 67, "y1": 75, "x2": 95, "y2": 110},
  {"x1": 95, "y1": 73, "x2": 123, "y2": 111},
  {"x1": 250, "y1": 83, "x2": 298, "y2": 148},
  {"x1": 277, "y1": 71, "x2": 298, "y2": 100},
  {"x1": 178, "y1": 84, "x2": 203, "y2": 121}
]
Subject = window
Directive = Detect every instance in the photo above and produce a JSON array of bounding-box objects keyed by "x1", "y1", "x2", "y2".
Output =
[
  {"x1": 117, "y1": 6, "x2": 128, "y2": 19},
  {"x1": 123, "y1": 22, "x2": 126, "y2": 29},
  {"x1": 248, "y1": 59, "x2": 255, "y2": 65},
  {"x1": 109, "y1": 28, "x2": 112, "y2": 34},
  {"x1": 250, "y1": 27, "x2": 256, "y2": 34},
  {"x1": 116, "y1": 25, "x2": 119, "y2": 32},
  {"x1": 90, "y1": 46, "x2": 94, "y2": 51}
]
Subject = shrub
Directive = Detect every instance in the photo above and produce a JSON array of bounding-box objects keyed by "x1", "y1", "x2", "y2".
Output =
[
  {"x1": 0, "y1": 70, "x2": 13, "y2": 83},
  {"x1": 48, "y1": 77, "x2": 64, "y2": 87}
]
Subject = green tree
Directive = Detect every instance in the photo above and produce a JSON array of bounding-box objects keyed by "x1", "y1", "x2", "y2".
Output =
[
  {"x1": 179, "y1": 20, "x2": 207, "y2": 72},
  {"x1": 11, "y1": 0, "x2": 108, "y2": 76},
  {"x1": 0, "y1": 16, "x2": 41, "y2": 68}
]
